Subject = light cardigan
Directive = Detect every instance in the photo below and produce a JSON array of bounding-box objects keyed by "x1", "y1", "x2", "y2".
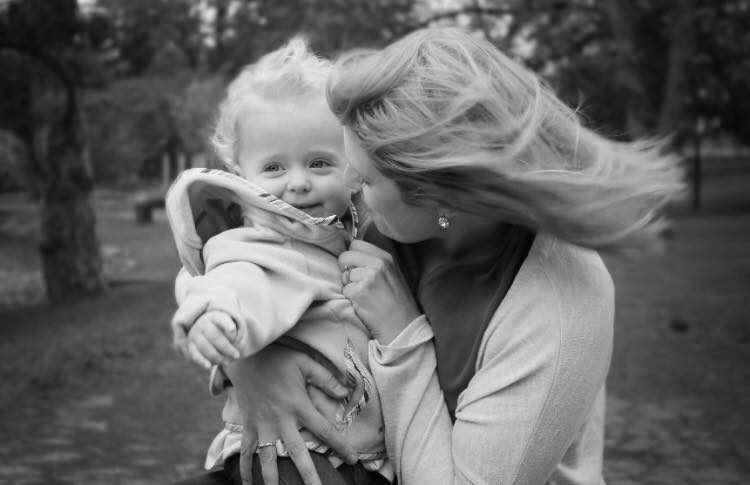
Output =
[{"x1": 369, "y1": 233, "x2": 613, "y2": 485}]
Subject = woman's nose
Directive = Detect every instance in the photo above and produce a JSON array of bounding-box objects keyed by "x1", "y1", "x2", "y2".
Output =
[{"x1": 343, "y1": 165, "x2": 362, "y2": 193}]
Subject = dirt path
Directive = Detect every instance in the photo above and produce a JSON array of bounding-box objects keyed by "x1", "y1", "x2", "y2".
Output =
[{"x1": 0, "y1": 282, "x2": 223, "y2": 484}]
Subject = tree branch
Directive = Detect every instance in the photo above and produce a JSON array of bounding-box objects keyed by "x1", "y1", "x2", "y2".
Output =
[{"x1": 0, "y1": 43, "x2": 77, "y2": 126}]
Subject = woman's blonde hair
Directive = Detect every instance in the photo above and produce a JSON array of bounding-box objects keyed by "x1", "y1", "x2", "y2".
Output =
[
  {"x1": 212, "y1": 37, "x2": 332, "y2": 170},
  {"x1": 328, "y1": 27, "x2": 684, "y2": 252}
]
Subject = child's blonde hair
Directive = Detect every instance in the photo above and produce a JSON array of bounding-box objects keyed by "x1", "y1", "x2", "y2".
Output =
[
  {"x1": 328, "y1": 27, "x2": 685, "y2": 252},
  {"x1": 212, "y1": 37, "x2": 332, "y2": 170}
]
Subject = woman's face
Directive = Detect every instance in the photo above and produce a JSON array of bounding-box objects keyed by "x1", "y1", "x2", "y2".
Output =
[{"x1": 343, "y1": 128, "x2": 439, "y2": 243}]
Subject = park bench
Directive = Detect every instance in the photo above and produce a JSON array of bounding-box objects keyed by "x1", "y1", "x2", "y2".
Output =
[{"x1": 133, "y1": 189, "x2": 166, "y2": 223}]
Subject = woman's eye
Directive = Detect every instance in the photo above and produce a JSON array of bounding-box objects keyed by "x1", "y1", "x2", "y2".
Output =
[{"x1": 310, "y1": 159, "x2": 331, "y2": 169}]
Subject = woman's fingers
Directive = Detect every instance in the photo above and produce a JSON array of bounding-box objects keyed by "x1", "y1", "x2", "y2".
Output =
[
  {"x1": 338, "y1": 250, "x2": 382, "y2": 271},
  {"x1": 298, "y1": 405, "x2": 358, "y2": 464},
  {"x1": 257, "y1": 444, "x2": 279, "y2": 485},
  {"x1": 303, "y1": 360, "x2": 350, "y2": 400},
  {"x1": 280, "y1": 425, "x2": 321, "y2": 485},
  {"x1": 339, "y1": 240, "x2": 391, "y2": 270},
  {"x1": 239, "y1": 430, "x2": 256, "y2": 485},
  {"x1": 344, "y1": 266, "x2": 373, "y2": 286},
  {"x1": 349, "y1": 239, "x2": 392, "y2": 258},
  {"x1": 253, "y1": 422, "x2": 280, "y2": 485}
]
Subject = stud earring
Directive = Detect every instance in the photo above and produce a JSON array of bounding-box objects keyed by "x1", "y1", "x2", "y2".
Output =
[{"x1": 438, "y1": 214, "x2": 450, "y2": 229}]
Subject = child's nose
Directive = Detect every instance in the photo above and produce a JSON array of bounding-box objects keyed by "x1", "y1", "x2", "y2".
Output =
[{"x1": 287, "y1": 169, "x2": 311, "y2": 192}]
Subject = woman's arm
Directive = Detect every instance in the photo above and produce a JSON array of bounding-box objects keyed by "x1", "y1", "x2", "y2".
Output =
[
  {"x1": 224, "y1": 343, "x2": 360, "y2": 485},
  {"x1": 342, "y1": 240, "x2": 614, "y2": 484}
]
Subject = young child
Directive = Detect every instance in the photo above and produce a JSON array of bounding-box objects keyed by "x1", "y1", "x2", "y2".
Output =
[{"x1": 166, "y1": 38, "x2": 390, "y2": 484}]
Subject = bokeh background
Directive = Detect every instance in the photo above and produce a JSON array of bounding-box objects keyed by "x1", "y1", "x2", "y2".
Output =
[{"x1": 0, "y1": 0, "x2": 748, "y2": 483}]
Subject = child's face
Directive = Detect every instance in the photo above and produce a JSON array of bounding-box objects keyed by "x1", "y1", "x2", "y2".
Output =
[{"x1": 236, "y1": 97, "x2": 351, "y2": 218}]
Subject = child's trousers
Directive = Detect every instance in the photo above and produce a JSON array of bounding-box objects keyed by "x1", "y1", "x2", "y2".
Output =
[{"x1": 173, "y1": 452, "x2": 390, "y2": 485}]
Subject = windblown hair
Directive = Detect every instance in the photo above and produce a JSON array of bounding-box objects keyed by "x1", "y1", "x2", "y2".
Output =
[
  {"x1": 328, "y1": 27, "x2": 685, "y2": 252},
  {"x1": 212, "y1": 37, "x2": 332, "y2": 170}
]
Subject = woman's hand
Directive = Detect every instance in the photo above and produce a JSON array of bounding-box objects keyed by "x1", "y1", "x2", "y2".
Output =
[
  {"x1": 339, "y1": 239, "x2": 421, "y2": 344},
  {"x1": 224, "y1": 344, "x2": 359, "y2": 485}
]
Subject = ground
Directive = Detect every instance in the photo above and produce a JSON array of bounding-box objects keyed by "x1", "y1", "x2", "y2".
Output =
[{"x1": 0, "y1": 161, "x2": 748, "y2": 484}]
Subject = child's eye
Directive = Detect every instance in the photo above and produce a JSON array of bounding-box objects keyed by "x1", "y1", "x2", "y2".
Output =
[
  {"x1": 263, "y1": 163, "x2": 282, "y2": 172},
  {"x1": 310, "y1": 158, "x2": 331, "y2": 169}
]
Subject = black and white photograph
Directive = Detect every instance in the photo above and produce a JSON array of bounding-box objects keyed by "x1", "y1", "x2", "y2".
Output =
[{"x1": 0, "y1": 0, "x2": 747, "y2": 483}]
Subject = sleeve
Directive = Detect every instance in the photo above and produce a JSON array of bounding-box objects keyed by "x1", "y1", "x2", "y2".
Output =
[
  {"x1": 171, "y1": 226, "x2": 321, "y2": 358},
  {"x1": 174, "y1": 266, "x2": 192, "y2": 304},
  {"x1": 368, "y1": 265, "x2": 613, "y2": 485}
]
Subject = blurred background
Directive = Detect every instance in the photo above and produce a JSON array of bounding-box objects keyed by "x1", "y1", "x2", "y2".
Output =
[{"x1": 0, "y1": 0, "x2": 748, "y2": 483}]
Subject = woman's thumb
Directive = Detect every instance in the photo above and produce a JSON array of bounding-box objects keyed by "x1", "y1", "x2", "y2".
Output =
[{"x1": 305, "y1": 363, "x2": 351, "y2": 399}]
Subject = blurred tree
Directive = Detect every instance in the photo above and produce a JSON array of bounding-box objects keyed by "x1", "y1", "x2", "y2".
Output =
[
  {"x1": 0, "y1": 130, "x2": 28, "y2": 191},
  {"x1": 97, "y1": 0, "x2": 204, "y2": 75},
  {"x1": 0, "y1": 0, "x2": 107, "y2": 301},
  {"x1": 420, "y1": 0, "x2": 750, "y2": 144},
  {"x1": 173, "y1": 75, "x2": 227, "y2": 161},
  {"x1": 200, "y1": 0, "x2": 417, "y2": 71},
  {"x1": 83, "y1": 73, "x2": 191, "y2": 184},
  {"x1": 422, "y1": 0, "x2": 750, "y2": 210}
]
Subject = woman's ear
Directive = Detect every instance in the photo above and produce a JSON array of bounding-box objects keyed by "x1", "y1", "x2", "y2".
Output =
[
  {"x1": 436, "y1": 206, "x2": 457, "y2": 229},
  {"x1": 436, "y1": 204, "x2": 456, "y2": 217}
]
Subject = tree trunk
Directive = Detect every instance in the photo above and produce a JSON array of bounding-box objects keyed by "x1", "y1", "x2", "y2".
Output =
[
  {"x1": 605, "y1": 0, "x2": 649, "y2": 138},
  {"x1": 657, "y1": 0, "x2": 695, "y2": 138},
  {"x1": 33, "y1": 89, "x2": 106, "y2": 302}
]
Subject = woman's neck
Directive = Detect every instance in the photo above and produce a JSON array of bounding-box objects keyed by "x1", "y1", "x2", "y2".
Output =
[{"x1": 419, "y1": 214, "x2": 512, "y2": 262}]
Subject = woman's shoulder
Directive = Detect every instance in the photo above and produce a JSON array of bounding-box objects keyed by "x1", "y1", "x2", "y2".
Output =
[
  {"x1": 519, "y1": 232, "x2": 614, "y2": 305},
  {"x1": 480, "y1": 233, "x2": 614, "y2": 358}
]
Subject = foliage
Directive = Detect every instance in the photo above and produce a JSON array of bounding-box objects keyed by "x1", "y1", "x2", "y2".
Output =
[
  {"x1": 0, "y1": 130, "x2": 28, "y2": 191},
  {"x1": 687, "y1": 1, "x2": 750, "y2": 140},
  {"x1": 421, "y1": 0, "x2": 750, "y2": 143},
  {"x1": 208, "y1": 0, "x2": 416, "y2": 68},
  {"x1": 84, "y1": 74, "x2": 189, "y2": 183},
  {"x1": 96, "y1": 0, "x2": 204, "y2": 76}
]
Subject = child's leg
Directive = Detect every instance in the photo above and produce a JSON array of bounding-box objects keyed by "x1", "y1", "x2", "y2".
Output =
[
  {"x1": 222, "y1": 452, "x2": 390, "y2": 485},
  {"x1": 170, "y1": 454, "x2": 242, "y2": 485},
  {"x1": 246, "y1": 451, "x2": 349, "y2": 485}
]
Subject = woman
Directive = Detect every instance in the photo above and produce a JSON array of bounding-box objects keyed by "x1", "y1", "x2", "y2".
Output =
[{"x1": 228, "y1": 27, "x2": 683, "y2": 485}]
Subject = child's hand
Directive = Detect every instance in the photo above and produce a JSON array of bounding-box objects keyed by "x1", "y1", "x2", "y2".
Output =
[{"x1": 186, "y1": 311, "x2": 240, "y2": 369}]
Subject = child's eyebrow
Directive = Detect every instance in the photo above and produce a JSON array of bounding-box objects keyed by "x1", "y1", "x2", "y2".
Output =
[
  {"x1": 256, "y1": 153, "x2": 286, "y2": 164},
  {"x1": 306, "y1": 149, "x2": 340, "y2": 161}
]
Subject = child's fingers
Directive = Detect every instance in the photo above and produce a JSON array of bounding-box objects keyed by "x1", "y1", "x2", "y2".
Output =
[
  {"x1": 190, "y1": 332, "x2": 226, "y2": 366},
  {"x1": 208, "y1": 328, "x2": 241, "y2": 361},
  {"x1": 200, "y1": 319, "x2": 240, "y2": 361},
  {"x1": 187, "y1": 340, "x2": 213, "y2": 370},
  {"x1": 172, "y1": 329, "x2": 189, "y2": 356},
  {"x1": 212, "y1": 312, "x2": 238, "y2": 341}
]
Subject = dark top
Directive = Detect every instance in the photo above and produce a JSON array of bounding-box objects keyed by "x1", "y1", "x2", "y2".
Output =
[{"x1": 394, "y1": 225, "x2": 535, "y2": 421}]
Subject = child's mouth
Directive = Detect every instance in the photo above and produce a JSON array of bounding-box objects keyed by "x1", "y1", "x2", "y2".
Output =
[{"x1": 294, "y1": 204, "x2": 324, "y2": 217}]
